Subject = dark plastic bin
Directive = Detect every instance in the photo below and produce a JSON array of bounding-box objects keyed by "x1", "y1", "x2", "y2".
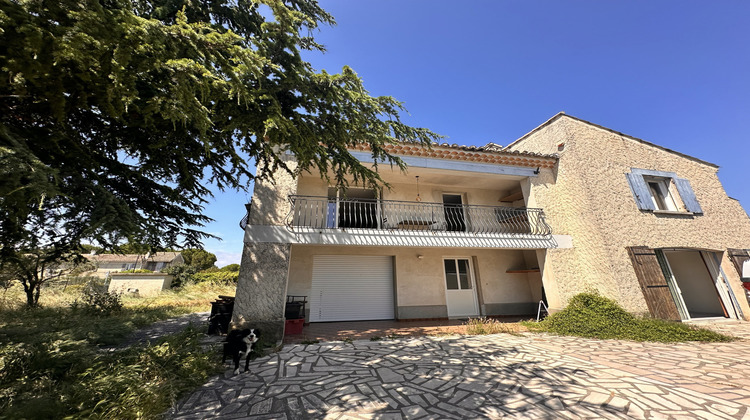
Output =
[
  {"x1": 285, "y1": 295, "x2": 307, "y2": 320},
  {"x1": 208, "y1": 295, "x2": 234, "y2": 335}
]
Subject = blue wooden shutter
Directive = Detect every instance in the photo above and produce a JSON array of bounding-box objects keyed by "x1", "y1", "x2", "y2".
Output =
[
  {"x1": 674, "y1": 178, "x2": 703, "y2": 214},
  {"x1": 626, "y1": 173, "x2": 655, "y2": 211}
]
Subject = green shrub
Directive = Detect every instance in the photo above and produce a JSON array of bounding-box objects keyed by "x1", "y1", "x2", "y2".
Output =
[
  {"x1": 219, "y1": 264, "x2": 240, "y2": 272},
  {"x1": 120, "y1": 268, "x2": 153, "y2": 273},
  {"x1": 192, "y1": 270, "x2": 239, "y2": 284},
  {"x1": 528, "y1": 292, "x2": 733, "y2": 342},
  {"x1": 163, "y1": 264, "x2": 198, "y2": 288},
  {"x1": 71, "y1": 290, "x2": 123, "y2": 316}
]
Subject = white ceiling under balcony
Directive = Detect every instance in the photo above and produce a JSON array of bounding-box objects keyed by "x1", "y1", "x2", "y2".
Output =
[{"x1": 376, "y1": 165, "x2": 524, "y2": 191}]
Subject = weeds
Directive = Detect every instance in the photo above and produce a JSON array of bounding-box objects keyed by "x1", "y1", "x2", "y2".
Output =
[
  {"x1": 71, "y1": 290, "x2": 123, "y2": 316},
  {"x1": 525, "y1": 292, "x2": 734, "y2": 342},
  {"x1": 465, "y1": 317, "x2": 520, "y2": 335},
  {"x1": 369, "y1": 336, "x2": 382, "y2": 341},
  {"x1": 1, "y1": 327, "x2": 221, "y2": 419},
  {"x1": 300, "y1": 339, "x2": 320, "y2": 345},
  {"x1": 0, "y1": 282, "x2": 234, "y2": 418}
]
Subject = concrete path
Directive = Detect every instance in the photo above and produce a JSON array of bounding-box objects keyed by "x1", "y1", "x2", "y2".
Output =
[
  {"x1": 104, "y1": 311, "x2": 210, "y2": 350},
  {"x1": 170, "y1": 323, "x2": 750, "y2": 419}
]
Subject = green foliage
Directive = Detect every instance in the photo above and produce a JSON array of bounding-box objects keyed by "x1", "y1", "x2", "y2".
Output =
[
  {"x1": 528, "y1": 292, "x2": 733, "y2": 342},
  {"x1": 71, "y1": 290, "x2": 124, "y2": 316},
  {"x1": 192, "y1": 270, "x2": 239, "y2": 284},
  {"x1": 163, "y1": 264, "x2": 199, "y2": 288},
  {"x1": 464, "y1": 317, "x2": 517, "y2": 335},
  {"x1": 219, "y1": 263, "x2": 240, "y2": 272},
  {"x1": 0, "y1": 249, "x2": 94, "y2": 307},
  {"x1": 114, "y1": 242, "x2": 151, "y2": 255},
  {"x1": 0, "y1": 0, "x2": 441, "y2": 277},
  {"x1": 1, "y1": 327, "x2": 221, "y2": 419},
  {"x1": 182, "y1": 249, "x2": 218, "y2": 271},
  {"x1": 0, "y1": 282, "x2": 233, "y2": 417},
  {"x1": 164, "y1": 252, "x2": 235, "y2": 286},
  {"x1": 120, "y1": 268, "x2": 154, "y2": 273},
  {"x1": 71, "y1": 327, "x2": 220, "y2": 419}
]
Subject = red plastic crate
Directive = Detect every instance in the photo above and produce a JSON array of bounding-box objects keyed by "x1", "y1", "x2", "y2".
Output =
[{"x1": 284, "y1": 318, "x2": 304, "y2": 335}]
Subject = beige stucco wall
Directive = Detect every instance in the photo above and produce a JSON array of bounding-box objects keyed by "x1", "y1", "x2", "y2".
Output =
[
  {"x1": 108, "y1": 273, "x2": 173, "y2": 296},
  {"x1": 287, "y1": 244, "x2": 541, "y2": 319},
  {"x1": 297, "y1": 173, "x2": 523, "y2": 207},
  {"x1": 508, "y1": 115, "x2": 750, "y2": 317}
]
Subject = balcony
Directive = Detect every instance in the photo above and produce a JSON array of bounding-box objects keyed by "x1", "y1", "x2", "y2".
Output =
[{"x1": 286, "y1": 195, "x2": 552, "y2": 237}]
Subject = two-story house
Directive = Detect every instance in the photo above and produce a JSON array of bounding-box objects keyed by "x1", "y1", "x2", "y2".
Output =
[{"x1": 232, "y1": 113, "x2": 750, "y2": 343}]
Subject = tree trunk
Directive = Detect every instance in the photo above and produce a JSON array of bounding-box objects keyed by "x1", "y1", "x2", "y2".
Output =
[
  {"x1": 33, "y1": 283, "x2": 41, "y2": 306},
  {"x1": 21, "y1": 275, "x2": 41, "y2": 307},
  {"x1": 23, "y1": 281, "x2": 36, "y2": 307}
]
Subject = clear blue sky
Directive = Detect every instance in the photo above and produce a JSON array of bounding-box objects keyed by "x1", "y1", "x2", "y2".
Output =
[{"x1": 203, "y1": 1, "x2": 750, "y2": 266}]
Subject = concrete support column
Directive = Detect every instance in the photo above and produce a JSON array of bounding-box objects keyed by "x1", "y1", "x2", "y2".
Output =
[
  {"x1": 232, "y1": 153, "x2": 299, "y2": 344},
  {"x1": 232, "y1": 242, "x2": 291, "y2": 345}
]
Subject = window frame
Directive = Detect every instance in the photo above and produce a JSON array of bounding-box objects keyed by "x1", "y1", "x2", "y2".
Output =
[
  {"x1": 644, "y1": 176, "x2": 678, "y2": 211},
  {"x1": 626, "y1": 168, "x2": 703, "y2": 214},
  {"x1": 443, "y1": 258, "x2": 473, "y2": 291}
]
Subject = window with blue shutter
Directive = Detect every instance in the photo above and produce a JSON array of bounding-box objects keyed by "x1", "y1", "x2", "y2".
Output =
[
  {"x1": 673, "y1": 178, "x2": 703, "y2": 213},
  {"x1": 626, "y1": 168, "x2": 703, "y2": 214}
]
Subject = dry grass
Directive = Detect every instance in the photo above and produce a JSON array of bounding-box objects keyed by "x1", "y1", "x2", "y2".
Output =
[
  {"x1": 464, "y1": 317, "x2": 528, "y2": 336},
  {"x1": 0, "y1": 280, "x2": 237, "y2": 418}
]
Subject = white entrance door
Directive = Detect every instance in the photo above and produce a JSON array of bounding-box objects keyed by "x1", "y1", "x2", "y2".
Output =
[
  {"x1": 310, "y1": 255, "x2": 394, "y2": 322},
  {"x1": 444, "y1": 258, "x2": 479, "y2": 317}
]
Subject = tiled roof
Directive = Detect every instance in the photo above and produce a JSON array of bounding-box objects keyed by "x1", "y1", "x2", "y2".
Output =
[
  {"x1": 84, "y1": 252, "x2": 181, "y2": 263},
  {"x1": 353, "y1": 142, "x2": 558, "y2": 169}
]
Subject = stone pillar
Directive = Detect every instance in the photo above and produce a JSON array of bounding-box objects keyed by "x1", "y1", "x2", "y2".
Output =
[
  {"x1": 232, "y1": 242, "x2": 291, "y2": 345},
  {"x1": 231, "y1": 153, "x2": 299, "y2": 344}
]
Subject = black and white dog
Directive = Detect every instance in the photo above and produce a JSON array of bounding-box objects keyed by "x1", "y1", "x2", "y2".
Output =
[{"x1": 222, "y1": 328, "x2": 260, "y2": 375}]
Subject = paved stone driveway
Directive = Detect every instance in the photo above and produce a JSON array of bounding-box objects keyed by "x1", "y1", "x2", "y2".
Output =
[{"x1": 170, "y1": 324, "x2": 750, "y2": 419}]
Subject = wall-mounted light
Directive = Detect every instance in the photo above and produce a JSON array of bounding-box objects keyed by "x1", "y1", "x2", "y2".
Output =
[{"x1": 417, "y1": 254, "x2": 424, "y2": 259}]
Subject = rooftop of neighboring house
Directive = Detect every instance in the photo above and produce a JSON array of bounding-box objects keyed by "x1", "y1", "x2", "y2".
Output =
[{"x1": 83, "y1": 252, "x2": 182, "y2": 264}]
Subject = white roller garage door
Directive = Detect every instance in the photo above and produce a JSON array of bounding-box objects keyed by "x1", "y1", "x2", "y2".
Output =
[{"x1": 310, "y1": 255, "x2": 394, "y2": 322}]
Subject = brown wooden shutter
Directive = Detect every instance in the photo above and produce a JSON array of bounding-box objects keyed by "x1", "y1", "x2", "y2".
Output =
[
  {"x1": 727, "y1": 249, "x2": 750, "y2": 277},
  {"x1": 627, "y1": 247, "x2": 681, "y2": 321}
]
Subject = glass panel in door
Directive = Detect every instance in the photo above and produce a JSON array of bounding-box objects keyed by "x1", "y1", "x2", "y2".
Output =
[{"x1": 444, "y1": 258, "x2": 479, "y2": 317}]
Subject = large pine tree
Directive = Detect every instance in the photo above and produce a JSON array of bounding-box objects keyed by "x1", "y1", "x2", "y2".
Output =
[{"x1": 0, "y1": 0, "x2": 439, "y2": 305}]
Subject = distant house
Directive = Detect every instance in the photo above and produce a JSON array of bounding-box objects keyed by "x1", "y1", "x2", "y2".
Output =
[{"x1": 83, "y1": 252, "x2": 184, "y2": 279}]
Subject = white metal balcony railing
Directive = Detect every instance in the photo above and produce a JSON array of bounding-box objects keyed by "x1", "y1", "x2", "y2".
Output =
[{"x1": 285, "y1": 195, "x2": 552, "y2": 236}]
